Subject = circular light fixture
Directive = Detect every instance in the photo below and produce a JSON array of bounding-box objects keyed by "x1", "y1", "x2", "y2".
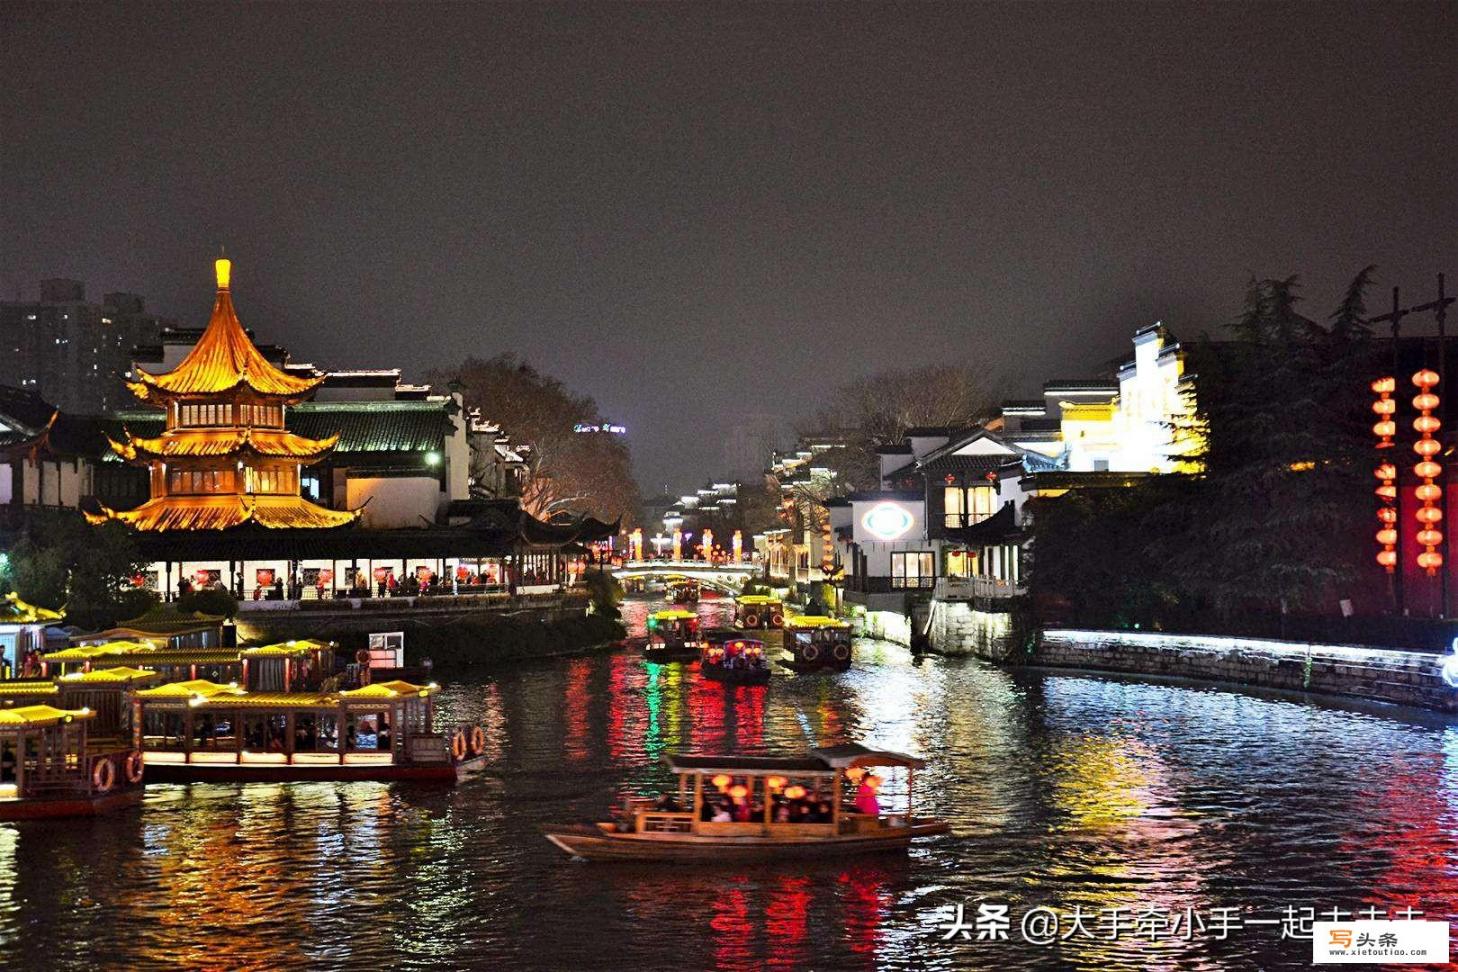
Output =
[{"x1": 863, "y1": 502, "x2": 914, "y2": 541}]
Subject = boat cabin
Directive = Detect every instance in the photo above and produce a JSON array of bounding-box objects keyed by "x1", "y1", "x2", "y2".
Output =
[
  {"x1": 783, "y1": 616, "x2": 854, "y2": 671},
  {"x1": 0, "y1": 704, "x2": 144, "y2": 819},
  {"x1": 699, "y1": 636, "x2": 770, "y2": 684},
  {"x1": 734, "y1": 595, "x2": 785, "y2": 630},
  {"x1": 133, "y1": 677, "x2": 486, "y2": 782},
  {"x1": 647, "y1": 609, "x2": 700, "y2": 645}
]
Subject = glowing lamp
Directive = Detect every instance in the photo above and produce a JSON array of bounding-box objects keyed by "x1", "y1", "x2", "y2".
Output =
[
  {"x1": 1417, "y1": 461, "x2": 1443, "y2": 479},
  {"x1": 711, "y1": 774, "x2": 732, "y2": 790},
  {"x1": 1372, "y1": 398, "x2": 1397, "y2": 415},
  {"x1": 1417, "y1": 529, "x2": 1444, "y2": 548},
  {"x1": 1416, "y1": 415, "x2": 1443, "y2": 434},
  {"x1": 1372, "y1": 377, "x2": 1396, "y2": 394},
  {"x1": 1376, "y1": 528, "x2": 1397, "y2": 546},
  {"x1": 1377, "y1": 550, "x2": 1398, "y2": 568},
  {"x1": 727, "y1": 784, "x2": 748, "y2": 800},
  {"x1": 1373, "y1": 421, "x2": 1396, "y2": 438},
  {"x1": 215, "y1": 257, "x2": 231, "y2": 290},
  {"x1": 862, "y1": 503, "x2": 914, "y2": 541},
  {"x1": 783, "y1": 785, "x2": 806, "y2": 800},
  {"x1": 1419, "y1": 551, "x2": 1444, "y2": 572},
  {"x1": 863, "y1": 774, "x2": 883, "y2": 791},
  {"x1": 1417, "y1": 506, "x2": 1444, "y2": 524},
  {"x1": 1378, "y1": 508, "x2": 1397, "y2": 524},
  {"x1": 844, "y1": 766, "x2": 865, "y2": 783},
  {"x1": 1414, "y1": 438, "x2": 1442, "y2": 458},
  {"x1": 765, "y1": 776, "x2": 787, "y2": 791},
  {"x1": 1374, "y1": 464, "x2": 1397, "y2": 480},
  {"x1": 1415, "y1": 393, "x2": 1440, "y2": 412},
  {"x1": 1414, "y1": 369, "x2": 1440, "y2": 389},
  {"x1": 1374, "y1": 484, "x2": 1397, "y2": 500},
  {"x1": 1417, "y1": 483, "x2": 1443, "y2": 502}
]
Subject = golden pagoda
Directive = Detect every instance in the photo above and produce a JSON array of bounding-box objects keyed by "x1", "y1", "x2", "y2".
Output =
[{"x1": 89, "y1": 259, "x2": 359, "y2": 532}]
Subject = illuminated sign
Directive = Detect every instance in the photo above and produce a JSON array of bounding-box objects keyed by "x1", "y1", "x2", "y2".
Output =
[
  {"x1": 574, "y1": 422, "x2": 627, "y2": 434},
  {"x1": 862, "y1": 502, "x2": 914, "y2": 541}
]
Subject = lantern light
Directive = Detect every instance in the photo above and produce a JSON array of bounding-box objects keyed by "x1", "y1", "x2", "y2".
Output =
[
  {"x1": 1377, "y1": 550, "x2": 1398, "y2": 568},
  {"x1": 727, "y1": 784, "x2": 748, "y2": 800},
  {"x1": 1374, "y1": 374, "x2": 1400, "y2": 572},
  {"x1": 783, "y1": 785, "x2": 806, "y2": 800},
  {"x1": 711, "y1": 774, "x2": 732, "y2": 790},
  {"x1": 1412, "y1": 369, "x2": 1445, "y2": 575},
  {"x1": 765, "y1": 776, "x2": 787, "y2": 791}
]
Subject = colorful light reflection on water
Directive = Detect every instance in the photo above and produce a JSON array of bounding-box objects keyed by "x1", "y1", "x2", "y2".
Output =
[{"x1": 1, "y1": 598, "x2": 1456, "y2": 969}]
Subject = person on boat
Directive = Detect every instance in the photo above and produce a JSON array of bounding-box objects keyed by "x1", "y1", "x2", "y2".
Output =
[
  {"x1": 711, "y1": 803, "x2": 733, "y2": 823},
  {"x1": 700, "y1": 799, "x2": 717, "y2": 822},
  {"x1": 653, "y1": 793, "x2": 682, "y2": 813},
  {"x1": 377, "y1": 724, "x2": 391, "y2": 751},
  {"x1": 854, "y1": 778, "x2": 881, "y2": 816},
  {"x1": 773, "y1": 802, "x2": 791, "y2": 823}
]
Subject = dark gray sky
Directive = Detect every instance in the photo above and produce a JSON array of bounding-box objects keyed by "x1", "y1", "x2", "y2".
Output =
[{"x1": 4, "y1": 2, "x2": 1455, "y2": 492}]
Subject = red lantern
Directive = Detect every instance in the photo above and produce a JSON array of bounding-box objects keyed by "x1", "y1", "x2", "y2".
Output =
[
  {"x1": 727, "y1": 784, "x2": 748, "y2": 800},
  {"x1": 783, "y1": 785, "x2": 806, "y2": 800},
  {"x1": 1412, "y1": 370, "x2": 1444, "y2": 575},
  {"x1": 1374, "y1": 375, "x2": 1399, "y2": 572},
  {"x1": 711, "y1": 774, "x2": 732, "y2": 790}
]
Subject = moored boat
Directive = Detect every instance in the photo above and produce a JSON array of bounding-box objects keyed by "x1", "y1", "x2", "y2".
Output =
[
  {"x1": 134, "y1": 678, "x2": 488, "y2": 783},
  {"x1": 542, "y1": 745, "x2": 946, "y2": 861},
  {"x1": 667, "y1": 579, "x2": 700, "y2": 604},
  {"x1": 643, "y1": 609, "x2": 702, "y2": 662},
  {"x1": 699, "y1": 632, "x2": 771, "y2": 686},
  {"x1": 0, "y1": 704, "x2": 144, "y2": 819},
  {"x1": 779, "y1": 616, "x2": 854, "y2": 672},
  {"x1": 734, "y1": 595, "x2": 785, "y2": 631}
]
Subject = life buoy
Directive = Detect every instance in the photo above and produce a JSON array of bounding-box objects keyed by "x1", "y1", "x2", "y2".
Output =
[
  {"x1": 92, "y1": 758, "x2": 116, "y2": 794},
  {"x1": 124, "y1": 751, "x2": 145, "y2": 784},
  {"x1": 801, "y1": 643, "x2": 820, "y2": 662},
  {"x1": 743, "y1": 613, "x2": 760, "y2": 628},
  {"x1": 355, "y1": 649, "x2": 371, "y2": 666},
  {"x1": 770, "y1": 612, "x2": 784, "y2": 627},
  {"x1": 469, "y1": 725, "x2": 486, "y2": 756},
  {"x1": 450, "y1": 730, "x2": 467, "y2": 761},
  {"x1": 832, "y1": 642, "x2": 851, "y2": 662}
]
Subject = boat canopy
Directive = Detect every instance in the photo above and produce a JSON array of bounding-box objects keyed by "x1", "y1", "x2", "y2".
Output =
[
  {"x1": 0, "y1": 704, "x2": 94, "y2": 729},
  {"x1": 91, "y1": 650, "x2": 243, "y2": 668},
  {"x1": 240, "y1": 639, "x2": 333, "y2": 658},
  {"x1": 736, "y1": 595, "x2": 782, "y2": 605},
  {"x1": 135, "y1": 679, "x2": 246, "y2": 700},
  {"x1": 786, "y1": 616, "x2": 851, "y2": 629},
  {"x1": 651, "y1": 609, "x2": 698, "y2": 621},
  {"x1": 811, "y1": 744, "x2": 926, "y2": 769},
  {"x1": 0, "y1": 681, "x2": 59, "y2": 698},
  {"x1": 57, "y1": 667, "x2": 164, "y2": 685},
  {"x1": 42, "y1": 640, "x2": 159, "y2": 661},
  {"x1": 339, "y1": 680, "x2": 437, "y2": 700},
  {"x1": 664, "y1": 754, "x2": 838, "y2": 776}
]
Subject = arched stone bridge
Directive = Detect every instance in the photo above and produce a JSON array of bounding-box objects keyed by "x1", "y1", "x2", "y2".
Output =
[{"x1": 612, "y1": 560, "x2": 759, "y2": 593}]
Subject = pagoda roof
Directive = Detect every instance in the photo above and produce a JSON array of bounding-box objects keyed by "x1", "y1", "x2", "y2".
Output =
[
  {"x1": 87, "y1": 494, "x2": 360, "y2": 532},
  {"x1": 127, "y1": 259, "x2": 323, "y2": 403},
  {"x1": 107, "y1": 427, "x2": 339, "y2": 463}
]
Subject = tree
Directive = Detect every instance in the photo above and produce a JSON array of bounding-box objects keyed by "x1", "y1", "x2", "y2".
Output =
[
  {"x1": 426, "y1": 354, "x2": 641, "y2": 524},
  {"x1": 2, "y1": 511, "x2": 151, "y2": 628}
]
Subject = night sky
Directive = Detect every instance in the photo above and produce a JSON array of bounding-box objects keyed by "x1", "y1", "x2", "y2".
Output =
[{"x1": 3, "y1": 2, "x2": 1455, "y2": 492}]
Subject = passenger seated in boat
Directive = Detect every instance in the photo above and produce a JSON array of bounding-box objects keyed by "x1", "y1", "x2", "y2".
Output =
[
  {"x1": 710, "y1": 803, "x2": 733, "y2": 823},
  {"x1": 854, "y1": 780, "x2": 880, "y2": 816},
  {"x1": 377, "y1": 725, "x2": 391, "y2": 751},
  {"x1": 774, "y1": 802, "x2": 791, "y2": 823}
]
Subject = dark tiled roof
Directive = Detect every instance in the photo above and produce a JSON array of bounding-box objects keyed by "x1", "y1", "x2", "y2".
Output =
[
  {"x1": 289, "y1": 402, "x2": 450, "y2": 454},
  {"x1": 1043, "y1": 378, "x2": 1119, "y2": 392},
  {"x1": 916, "y1": 454, "x2": 1017, "y2": 477}
]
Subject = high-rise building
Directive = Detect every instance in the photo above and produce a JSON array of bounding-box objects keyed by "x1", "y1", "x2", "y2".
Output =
[{"x1": 0, "y1": 280, "x2": 171, "y2": 414}]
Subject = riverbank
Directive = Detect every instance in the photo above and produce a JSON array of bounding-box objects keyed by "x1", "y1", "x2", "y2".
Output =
[{"x1": 1035, "y1": 628, "x2": 1457, "y2": 713}]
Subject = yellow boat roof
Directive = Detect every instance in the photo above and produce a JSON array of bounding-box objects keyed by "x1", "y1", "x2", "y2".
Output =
[
  {"x1": 241, "y1": 639, "x2": 332, "y2": 658},
  {"x1": 0, "y1": 681, "x2": 59, "y2": 698},
  {"x1": 0, "y1": 592, "x2": 64, "y2": 624},
  {"x1": 786, "y1": 615, "x2": 851, "y2": 629},
  {"x1": 651, "y1": 609, "x2": 698, "y2": 620},
  {"x1": 736, "y1": 595, "x2": 782, "y2": 605},
  {"x1": 0, "y1": 704, "x2": 93, "y2": 729},
  {"x1": 58, "y1": 667, "x2": 164, "y2": 685},
  {"x1": 339, "y1": 679, "x2": 437, "y2": 700},
  {"x1": 135, "y1": 679, "x2": 246, "y2": 700},
  {"x1": 43, "y1": 640, "x2": 160, "y2": 661}
]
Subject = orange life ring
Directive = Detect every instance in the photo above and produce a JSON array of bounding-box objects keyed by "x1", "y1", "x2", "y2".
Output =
[
  {"x1": 92, "y1": 758, "x2": 116, "y2": 794},
  {"x1": 469, "y1": 725, "x2": 486, "y2": 756},
  {"x1": 124, "y1": 751, "x2": 145, "y2": 785},
  {"x1": 770, "y1": 612, "x2": 784, "y2": 627},
  {"x1": 450, "y1": 730, "x2": 467, "y2": 761},
  {"x1": 833, "y1": 642, "x2": 851, "y2": 661},
  {"x1": 355, "y1": 649, "x2": 371, "y2": 665},
  {"x1": 801, "y1": 643, "x2": 820, "y2": 662},
  {"x1": 743, "y1": 613, "x2": 760, "y2": 628}
]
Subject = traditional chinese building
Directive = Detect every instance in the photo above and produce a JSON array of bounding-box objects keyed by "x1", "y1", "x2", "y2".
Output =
[{"x1": 88, "y1": 258, "x2": 359, "y2": 533}]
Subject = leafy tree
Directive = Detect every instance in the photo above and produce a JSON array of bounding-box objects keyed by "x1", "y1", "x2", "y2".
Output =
[
  {"x1": 2, "y1": 511, "x2": 149, "y2": 628},
  {"x1": 177, "y1": 587, "x2": 240, "y2": 619},
  {"x1": 427, "y1": 354, "x2": 641, "y2": 524},
  {"x1": 583, "y1": 568, "x2": 623, "y2": 621}
]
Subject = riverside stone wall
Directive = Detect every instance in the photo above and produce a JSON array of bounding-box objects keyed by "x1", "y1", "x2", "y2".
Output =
[
  {"x1": 1037, "y1": 629, "x2": 1458, "y2": 713},
  {"x1": 927, "y1": 600, "x2": 1018, "y2": 658}
]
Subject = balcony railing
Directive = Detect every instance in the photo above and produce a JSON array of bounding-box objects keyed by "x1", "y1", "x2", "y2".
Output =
[{"x1": 935, "y1": 576, "x2": 1025, "y2": 599}]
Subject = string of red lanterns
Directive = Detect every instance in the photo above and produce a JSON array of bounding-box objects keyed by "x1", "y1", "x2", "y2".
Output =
[
  {"x1": 1372, "y1": 376, "x2": 1398, "y2": 571},
  {"x1": 1412, "y1": 369, "x2": 1443, "y2": 575}
]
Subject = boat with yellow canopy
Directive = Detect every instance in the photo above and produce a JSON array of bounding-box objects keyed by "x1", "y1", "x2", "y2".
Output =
[
  {"x1": 734, "y1": 594, "x2": 785, "y2": 630},
  {"x1": 542, "y1": 744, "x2": 947, "y2": 861},
  {"x1": 134, "y1": 677, "x2": 488, "y2": 783},
  {"x1": 0, "y1": 704, "x2": 145, "y2": 819},
  {"x1": 779, "y1": 616, "x2": 854, "y2": 672},
  {"x1": 644, "y1": 609, "x2": 702, "y2": 662}
]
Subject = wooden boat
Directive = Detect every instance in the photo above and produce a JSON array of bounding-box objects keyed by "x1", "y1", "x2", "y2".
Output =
[
  {"x1": 0, "y1": 704, "x2": 144, "y2": 820},
  {"x1": 667, "y1": 579, "x2": 700, "y2": 604},
  {"x1": 734, "y1": 595, "x2": 785, "y2": 631},
  {"x1": 778, "y1": 616, "x2": 853, "y2": 672},
  {"x1": 542, "y1": 745, "x2": 948, "y2": 862},
  {"x1": 643, "y1": 609, "x2": 702, "y2": 662},
  {"x1": 134, "y1": 678, "x2": 489, "y2": 783},
  {"x1": 699, "y1": 634, "x2": 771, "y2": 686}
]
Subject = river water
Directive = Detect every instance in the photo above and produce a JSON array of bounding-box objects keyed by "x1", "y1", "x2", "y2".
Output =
[{"x1": 2, "y1": 595, "x2": 1456, "y2": 970}]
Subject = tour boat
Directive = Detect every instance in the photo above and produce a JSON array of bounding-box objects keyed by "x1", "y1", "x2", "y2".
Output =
[
  {"x1": 699, "y1": 633, "x2": 771, "y2": 686},
  {"x1": 778, "y1": 616, "x2": 854, "y2": 672},
  {"x1": 643, "y1": 609, "x2": 702, "y2": 662},
  {"x1": 0, "y1": 704, "x2": 144, "y2": 820},
  {"x1": 667, "y1": 579, "x2": 700, "y2": 605},
  {"x1": 734, "y1": 595, "x2": 785, "y2": 631},
  {"x1": 133, "y1": 677, "x2": 489, "y2": 783},
  {"x1": 542, "y1": 745, "x2": 947, "y2": 861}
]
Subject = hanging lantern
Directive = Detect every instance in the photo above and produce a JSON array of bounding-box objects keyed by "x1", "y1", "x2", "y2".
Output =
[
  {"x1": 711, "y1": 773, "x2": 732, "y2": 790},
  {"x1": 727, "y1": 784, "x2": 748, "y2": 800},
  {"x1": 765, "y1": 775, "x2": 787, "y2": 791},
  {"x1": 1373, "y1": 376, "x2": 1399, "y2": 572},
  {"x1": 783, "y1": 785, "x2": 806, "y2": 800},
  {"x1": 1412, "y1": 370, "x2": 1443, "y2": 575}
]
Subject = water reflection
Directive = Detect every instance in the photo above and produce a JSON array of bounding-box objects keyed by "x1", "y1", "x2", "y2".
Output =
[{"x1": 2, "y1": 625, "x2": 1456, "y2": 970}]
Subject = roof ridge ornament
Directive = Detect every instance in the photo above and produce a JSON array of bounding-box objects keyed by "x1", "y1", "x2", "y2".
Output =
[{"x1": 215, "y1": 254, "x2": 231, "y2": 291}]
